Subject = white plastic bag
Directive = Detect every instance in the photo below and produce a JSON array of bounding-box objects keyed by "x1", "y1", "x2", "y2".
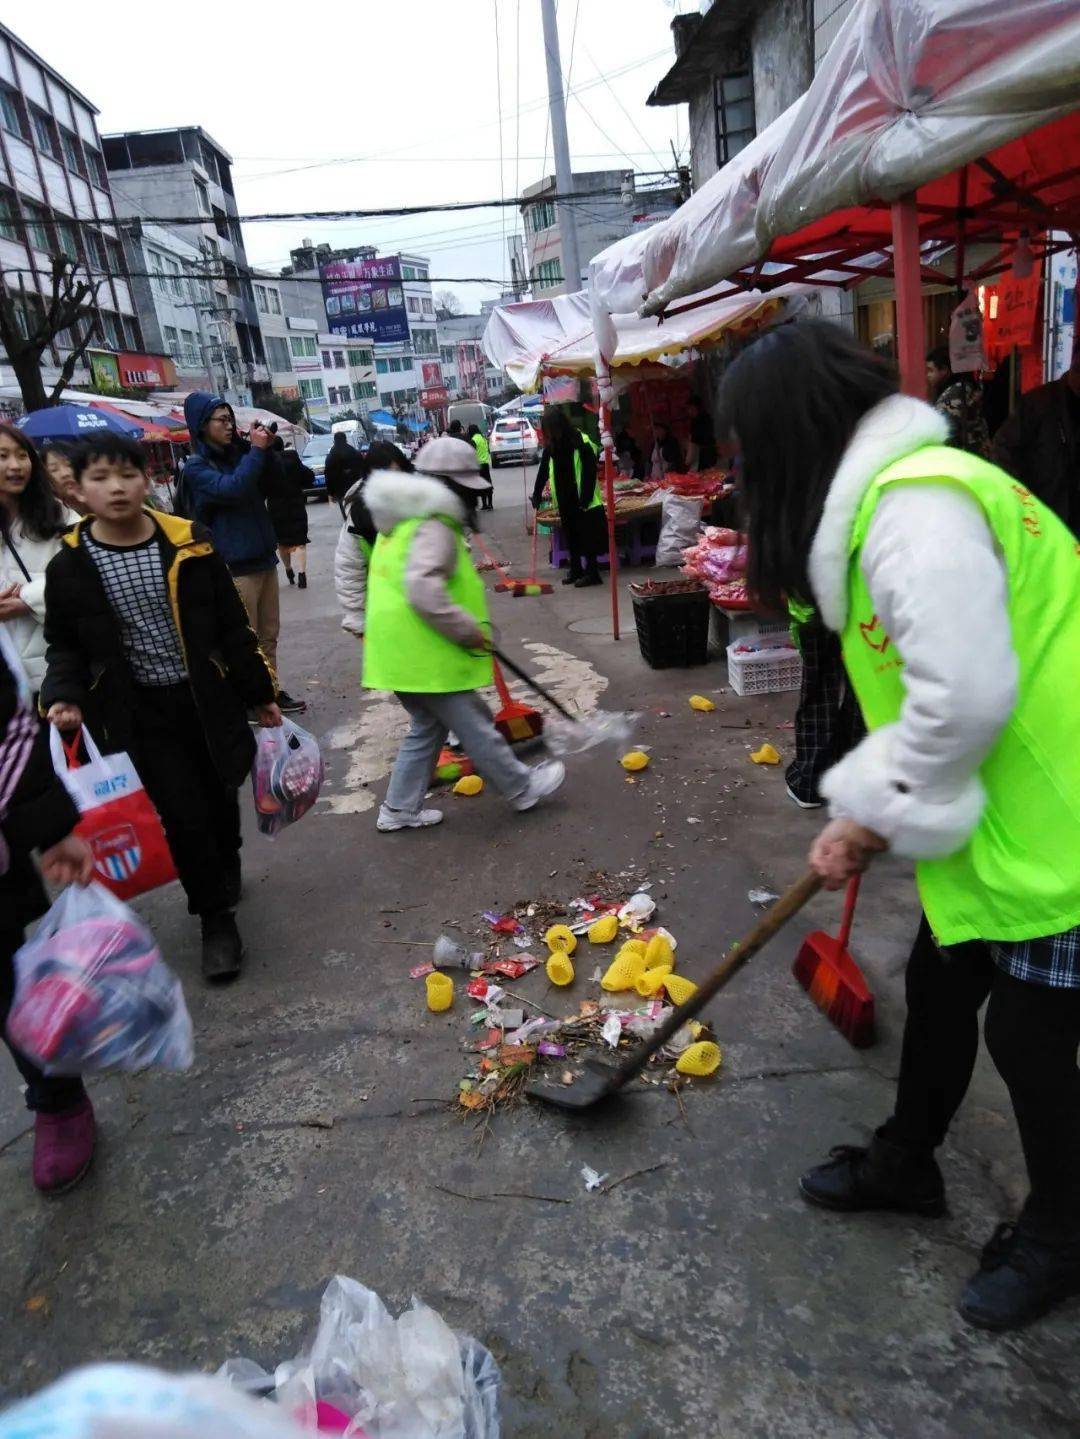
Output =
[
  {"x1": 250, "y1": 718, "x2": 325, "y2": 837},
  {"x1": 221, "y1": 1275, "x2": 500, "y2": 1439},
  {"x1": 654, "y1": 491, "x2": 704, "y2": 568},
  {"x1": 5, "y1": 881, "x2": 193, "y2": 1075}
]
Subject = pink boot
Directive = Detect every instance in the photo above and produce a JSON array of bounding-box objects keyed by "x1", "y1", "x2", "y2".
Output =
[{"x1": 32, "y1": 1095, "x2": 95, "y2": 1194}]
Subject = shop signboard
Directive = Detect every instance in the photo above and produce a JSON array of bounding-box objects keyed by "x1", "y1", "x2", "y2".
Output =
[
  {"x1": 89, "y1": 351, "x2": 121, "y2": 391},
  {"x1": 420, "y1": 386, "x2": 449, "y2": 408},
  {"x1": 87, "y1": 350, "x2": 176, "y2": 390},
  {"x1": 321, "y1": 256, "x2": 409, "y2": 344}
]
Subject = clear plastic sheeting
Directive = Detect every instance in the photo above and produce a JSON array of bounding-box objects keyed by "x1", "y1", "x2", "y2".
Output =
[
  {"x1": 758, "y1": 0, "x2": 1080, "y2": 249},
  {"x1": 542, "y1": 709, "x2": 636, "y2": 757},
  {"x1": 221, "y1": 1276, "x2": 500, "y2": 1439}
]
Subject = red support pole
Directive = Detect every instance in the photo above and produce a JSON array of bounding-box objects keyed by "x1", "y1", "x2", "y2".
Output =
[{"x1": 892, "y1": 196, "x2": 926, "y2": 398}]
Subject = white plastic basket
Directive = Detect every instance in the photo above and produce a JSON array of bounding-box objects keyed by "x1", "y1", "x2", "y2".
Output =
[
  {"x1": 727, "y1": 641, "x2": 803, "y2": 696},
  {"x1": 727, "y1": 613, "x2": 794, "y2": 648}
]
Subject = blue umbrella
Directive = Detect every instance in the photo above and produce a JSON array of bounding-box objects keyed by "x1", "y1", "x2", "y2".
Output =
[{"x1": 18, "y1": 404, "x2": 143, "y2": 442}]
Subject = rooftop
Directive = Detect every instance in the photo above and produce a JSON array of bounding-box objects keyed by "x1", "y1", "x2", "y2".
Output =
[
  {"x1": 648, "y1": 2, "x2": 757, "y2": 106},
  {"x1": 0, "y1": 20, "x2": 98, "y2": 113},
  {"x1": 101, "y1": 125, "x2": 234, "y2": 165}
]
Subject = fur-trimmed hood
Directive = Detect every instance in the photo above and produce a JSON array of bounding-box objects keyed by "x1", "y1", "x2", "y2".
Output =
[
  {"x1": 363, "y1": 469, "x2": 468, "y2": 535},
  {"x1": 808, "y1": 394, "x2": 949, "y2": 631}
]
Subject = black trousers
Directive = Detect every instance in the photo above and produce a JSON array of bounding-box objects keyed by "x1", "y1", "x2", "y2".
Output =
[
  {"x1": 786, "y1": 622, "x2": 864, "y2": 803},
  {"x1": 478, "y1": 463, "x2": 494, "y2": 510},
  {"x1": 881, "y1": 917, "x2": 1080, "y2": 1242},
  {"x1": 129, "y1": 685, "x2": 241, "y2": 918},
  {"x1": 1, "y1": 917, "x2": 86, "y2": 1113}
]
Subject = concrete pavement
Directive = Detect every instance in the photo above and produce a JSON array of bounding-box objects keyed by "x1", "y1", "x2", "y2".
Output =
[{"x1": 2, "y1": 471, "x2": 1077, "y2": 1436}]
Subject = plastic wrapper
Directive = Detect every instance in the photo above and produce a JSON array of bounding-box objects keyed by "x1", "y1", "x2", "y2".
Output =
[
  {"x1": 654, "y1": 492, "x2": 704, "y2": 568},
  {"x1": 6, "y1": 882, "x2": 192, "y2": 1076},
  {"x1": 221, "y1": 1275, "x2": 500, "y2": 1439},
  {"x1": 543, "y1": 709, "x2": 635, "y2": 757},
  {"x1": 251, "y1": 718, "x2": 325, "y2": 837}
]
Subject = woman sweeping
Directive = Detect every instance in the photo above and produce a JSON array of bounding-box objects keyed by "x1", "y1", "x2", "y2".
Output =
[
  {"x1": 363, "y1": 436, "x2": 564, "y2": 831},
  {"x1": 719, "y1": 320, "x2": 1080, "y2": 1333}
]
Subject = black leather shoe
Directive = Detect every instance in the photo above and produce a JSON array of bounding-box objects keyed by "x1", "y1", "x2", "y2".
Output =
[
  {"x1": 574, "y1": 572, "x2": 602, "y2": 588},
  {"x1": 201, "y1": 912, "x2": 244, "y2": 983},
  {"x1": 959, "y1": 1222, "x2": 1080, "y2": 1331},
  {"x1": 799, "y1": 1133, "x2": 946, "y2": 1216},
  {"x1": 562, "y1": 572, "x2": 582, "y2": 586}
]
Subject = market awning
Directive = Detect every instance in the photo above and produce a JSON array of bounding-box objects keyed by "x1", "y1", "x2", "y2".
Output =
[{"x1": 85, "y1": 399, "x2": 188, "y2": 444}]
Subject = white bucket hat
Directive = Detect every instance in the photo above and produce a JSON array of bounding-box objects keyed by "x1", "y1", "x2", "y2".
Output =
[{"x1": 414, "y1": 436, "x2": 489, "y2": 491}]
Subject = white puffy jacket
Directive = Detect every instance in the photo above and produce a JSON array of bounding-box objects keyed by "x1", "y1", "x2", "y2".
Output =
[{"x1": 0, "y1": 510, "x2": 75, "y2": 690}]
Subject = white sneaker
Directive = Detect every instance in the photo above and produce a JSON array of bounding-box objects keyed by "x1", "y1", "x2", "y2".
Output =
[
  {"x1": 512, "y1": 760, "x2": 566, "y2": 812},
  {"x1": 785, "y1": 784, "x2": 824, "y2": 811},
  {"x1": 377, "y1": 805, "x2": 445, "y2": 832}
]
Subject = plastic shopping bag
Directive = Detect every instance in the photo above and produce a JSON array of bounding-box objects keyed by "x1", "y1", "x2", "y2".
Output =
[
  {"x1": 50, "y1": 725, "x2": 177, "y2": 901},
  {"x1": 654, "y1": 491, "x2": 704, "y2": 568},
  {"x1": 6, "y1": 881, "x2": 193, "y2": 1075},
  {"x1": 250, "y1": 718, "x2": 324, "y2": 837}
]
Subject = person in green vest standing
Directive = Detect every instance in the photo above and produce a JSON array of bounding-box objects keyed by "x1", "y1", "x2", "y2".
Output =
[
  {"x1": 466, "y1": 424, "x2": 494, "y2": 511},
  {"x1": 362, "y1": 436, "x2": 565, "y2": 831},
  {"x1": 718, "y1": 320, "x2": 1080, "y2": 1333},
  {"x1": 531, "y1": 408, "x2": 605, "y2": 587}
]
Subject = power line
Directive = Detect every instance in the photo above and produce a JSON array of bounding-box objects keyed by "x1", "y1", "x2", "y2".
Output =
[
  {"x1": 0, "y1": 265, "x2": 513, "y2": 287},
  {"x1": 582, "y1": 43, "x2": 669, "y2": 172}
]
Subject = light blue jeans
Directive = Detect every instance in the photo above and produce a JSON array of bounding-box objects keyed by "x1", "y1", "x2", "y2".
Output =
[{"x1": 384, "y1": 690, "x2": 531, "y2": 814}]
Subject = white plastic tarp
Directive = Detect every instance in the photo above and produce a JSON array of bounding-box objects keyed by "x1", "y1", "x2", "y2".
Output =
[{"x1": 757, "y1": 0, "x2": 1080, "y2": 249}]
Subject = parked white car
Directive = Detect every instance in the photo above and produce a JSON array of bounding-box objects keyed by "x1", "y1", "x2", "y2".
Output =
[{"x1": 490, "y1": 417, "x2": 540, "y2": 466}]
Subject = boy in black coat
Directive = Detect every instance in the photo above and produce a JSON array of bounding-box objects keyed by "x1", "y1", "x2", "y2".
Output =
[{"x1": 41, "y1": 434, "x2": 281, "y2": 982}]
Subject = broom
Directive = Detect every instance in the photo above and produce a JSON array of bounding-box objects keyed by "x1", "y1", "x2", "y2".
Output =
[
  {"x1": 511, "y1": 515, "x2": 553, "y2": 597},
  {"x1": 470, "y1": 532, "x2": 517, "y2": 593},
  {"x1": 491, "y1": 657, "x2": 543, "y2": 743},
  {"x1": 792, "y1": 874, "x2": 876, "y2": 1048}
]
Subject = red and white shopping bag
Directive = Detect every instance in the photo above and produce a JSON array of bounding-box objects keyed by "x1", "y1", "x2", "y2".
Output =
[{"x1": 49, "y1": 725, "x2": 177, "y2": 901}]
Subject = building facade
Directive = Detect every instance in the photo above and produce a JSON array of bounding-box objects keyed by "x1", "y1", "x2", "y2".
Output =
[
  {"x1": 0, "y1": 21, "x2": 147, "y2": 397},
  {"x1": 120, "y1": 219, "x2": 220, "y2": 389},
  {"x1": 436, "y1": 312, "x2": 492, "y2": 403},
  {"x1": 283, "y1": 315, "x2": 376, "y2": 428},
  {"x1": 104, "y1": 126, "x2": 266, "y2": 404},
  {"x1": 519, "y1": 169, "x2": 681, "y2": 296}
]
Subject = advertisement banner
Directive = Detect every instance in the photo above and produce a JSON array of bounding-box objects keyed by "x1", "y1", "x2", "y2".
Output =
[
  {"x1": 421, "y1": 361, "x2": 442, "y2": 387},
  {"x1": 321, "y1": 256, "x2": 409, "y2": 344},
  {"x1": 420, "y1": 386, "x2": 449, "y2": 408},
  {"x1": 89, "y1": 352, "x2": 121, "y2": 391}
]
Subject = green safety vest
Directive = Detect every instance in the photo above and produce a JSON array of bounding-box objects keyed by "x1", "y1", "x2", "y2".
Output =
[
  {"x1": 357, "y1": 534, "x2": 373, "y2": 563},
  {"x1": 840, "y1": 444, "x2": 1080, "y2": 946},
  {"x1": 471, "y1": 433, "x2": 491, "y2": 466},
  {"x1": 362, "y1": 515, "x2": 493, "y2": 694},
  {"x1": 574, "y1": 449, "x2": 604, "y2": 512}
]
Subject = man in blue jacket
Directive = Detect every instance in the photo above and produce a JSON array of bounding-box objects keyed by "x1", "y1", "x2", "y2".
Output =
[{"x1": 182, "y1": 393, "x2": 305, "y2": 713}]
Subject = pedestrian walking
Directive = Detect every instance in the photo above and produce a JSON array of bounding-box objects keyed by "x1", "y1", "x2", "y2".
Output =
[
  {"x1": 42, "y1": 432, "x2": 282, "y2": 983},
  {"x1": 991, "y1": 331, "x2": 1080, "y2": 535},
  {"x1": 925, "y1": 345, "x2": 992, "y2": 457},
  {"x1": 467, "y1": 424, "x2": 494, "y2": 510},
  {"x1": 363, "y1": 436, "x2": 564, "y2": 831},
  {"x1": 324, "y1": 431, "x2": 365, "y2": 519},
  {"x1": 719, "y1": 318, "x2": 1080, "y2": 1332},
  {"x1": 266, "y1": 440, "x2": 311, "y2": 589},
  {"x1": 41, "y1": 441, "x2": 88, "y2": 516},
  {"x1": 181, "y1": 394, "x2": 305, "y2": 714},
  {"x1": 0, "y1": 630, "x2": 96, "y2": 1194},
  {"x1": 334, "y1": 441, "x2": 410, "y2": 638},
  {"x1": 531, "y1": 408, "x2": 604, "y2": 588},
  {"x1": 0, "y1": 424, "x2": 75, "y2": 695}
]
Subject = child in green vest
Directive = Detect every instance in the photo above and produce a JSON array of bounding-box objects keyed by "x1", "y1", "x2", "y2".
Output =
[
  {"x1": 718, "y1": 319, "x2": 1080, "y2": 1333},
  {"x1": 362, "y1": 436, "x2": 564, "y2": 830}
]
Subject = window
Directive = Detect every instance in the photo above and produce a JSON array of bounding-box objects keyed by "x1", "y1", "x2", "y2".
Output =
[
  {"x1": 535, "y1": 258, "x2": 564, "y2": 288},
  {"x1": 440, "y1": 346, "x2": 454, "y2": 365},
  {"x1": 529, "y1": 199, "x2": 556, "y2": 233},
  {"x1": 407, "y1": 296, "x2": 420, "y2": 315},
  {"x1": 0, "y1": 187, "x2": 17, "y2": 243},
  {"x1": 100, "y1": 312, "x2": 122, "y2": 349},
  {"x1": 0, "y1": 83, "x2": 26, "y2": 141},
  {"x1": 422, "y1": 298, "x2": 434, "y2": 316},
  {"x1": 29, "y1": 106, "x2": 57, "y2": 159},
  {"x1": 347, "y1": 347, "x2": 371, "y2": 366},
  {"x1": 105, "y1": 236, "x2": 127, "y2": 282},
  {"x1": 54, "y1": 220, "x2": 77, "y2": 260},
  {"x1": 333, "y1": 349, "x2": 345, "y2": 367},
  {"x1": 375, "y1": 357, "x2": 389, "y2": 374},
  {"x1": 180, "y1": 328, "x2": 199, "y2": 366},
  {"x1": 290, "y1": 335, "x2": 317, "y2": 359},
  {"x1": 321, "y1": 349, "x2": 332, "y2": 368},
  {"x1": 299, "y1": 378, "x2": 325, "y2": 400},
  {"x1": 713, "y1": 71, "x2": 755, "y2": 165},
  {"x1": 85, "y1": 146, "x2": 107, "y2": 188},
  {"x1": 163, "y1": 324, "x2": 180, "y2": 356},
  {"x1": 59, "y1": 127, "x2": 85, "y2": 176},
  {"x1": 255, "y1": 283, "x2": 268, "y2": 313},
  {"x1": 84, "y1": 229, "x2": 105, "y2": 269},
  {"x1": 414, "y1": 266, "x2": 428, "y2": 281},
  {"x1": 268, "y1": 288, "x2": 281, "y2": 314},
  {"x1": 194, "y1": 180, "x2": 211, "y2": 218},
  {"x1": 354, "y1": 381, "x2": 376, "y2": 401},
  {"x1": 23, "y1": 202, "x2": 50, "y2": 254},
  {"x1": 265, "y1": 335, "x2": 291, "y2": 372},
  {"x1": 401, "y1": 264, "x2": 415, "y2": 280}
]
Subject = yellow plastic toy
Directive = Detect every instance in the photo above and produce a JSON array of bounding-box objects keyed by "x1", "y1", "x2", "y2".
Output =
[
  {"x1": 635, "y1": 963, "x2": 672, "y2": 997},
  {"x1": 426, "y1": 972, "x2": 454, "y2": 1012},
  {"x1": 546, "y1": 952, "x2": 575, "y2": 986},
  {"x1": 452, "y1": 774, "x2": 484, "y2": 796},
  {"x1": 644, "y1": 933, "x2": 674, "y2": 968},
  {"x1": 664, "y1": 972, "x2": 699, "y2": 1006},
  {"x1": 749, "y1": 743, "x2": 781, "y2": 765},
  {"x1": 689, "y1": 695, "x2": 716, "y2": 712},
  {"x1": 618, "y1": 939, "x2": 647, "y2": 959},
  {"x1": 587, "y1": 914, "x2": 619, "y2": 945},
  {"x1": 545, "y1": 924, "x2": 577, "y2": 955},
  {"x1": 601, "y1": 948, "x2": 649, "y2": 991},
  {"x1": 675, "y1": 1041, "x2": 722, "y2": 1077},
  {"x1": 621, "y1": 751, "x2": 650, "y2": 771}
]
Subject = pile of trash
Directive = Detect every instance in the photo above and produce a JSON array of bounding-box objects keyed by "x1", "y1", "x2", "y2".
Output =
[
  {"x1": 414, "y1": 879, "x2": 721, "y2": 1113},
  {"x1": 680, "y1": 526, "x2": 748, "y2": 606}
]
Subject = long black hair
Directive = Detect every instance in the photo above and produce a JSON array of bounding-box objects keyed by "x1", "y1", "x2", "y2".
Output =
[
  {"x1": 0, "y1": 423, "x2": 65, "y2": 540},
  {"x1": 541, "y1": 406, "x2": 577, "y2": 457},
  {"x1": 362, "y1": 441, "x2": 414, "y2": 476},
  {"x1": 717, "y1": 321, "x2": 897, "y2": 609}
]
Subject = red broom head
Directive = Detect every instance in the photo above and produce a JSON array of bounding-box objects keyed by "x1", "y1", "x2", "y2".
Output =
[
  {"x1": 512, "y1": 581, "x2": 553, "y2": 596},
  {"x1": 793, "y1": 942, "x2": 876, "y2": 1049}
]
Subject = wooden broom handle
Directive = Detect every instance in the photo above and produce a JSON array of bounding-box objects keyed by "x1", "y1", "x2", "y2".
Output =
[{"x1": 609, "y1": 870, "x2": 824, "y2": 1090}]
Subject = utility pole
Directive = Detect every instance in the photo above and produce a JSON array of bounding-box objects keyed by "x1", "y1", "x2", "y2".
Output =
[{"x1": 540, "y1": 0, "x2": 581, "y2": 295}]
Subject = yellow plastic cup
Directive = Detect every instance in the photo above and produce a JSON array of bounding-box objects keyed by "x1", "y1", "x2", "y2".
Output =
[
  {"x1": 675, "y1": 1041, "x2": 722, "y2": 1077},
  {"x1": 545, "y1": 924, "x2": 577, "y2": 955},
  {"x1": 644, "y1": 933, "x2": 674, "y2": 969},
  {"x1": 635, "y1": 963, "x2": 672, "y2": 997},
  {"x1": 546, "y1": 952, "x2": 575, "y2": 986},
  {"x1": 587, "y1": 914, "x2": 619, "y2": 945},
  {"x1": 664, "y1": 972, "x2": 699, "y2": 1006},
  {"x1": 426, "y1": 972, "x2": 454, "y2": 1012}
]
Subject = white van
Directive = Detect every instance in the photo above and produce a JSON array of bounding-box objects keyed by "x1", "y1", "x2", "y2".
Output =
[{"x1": 446, "y1": 402, "x2": 493, "y2": 437}]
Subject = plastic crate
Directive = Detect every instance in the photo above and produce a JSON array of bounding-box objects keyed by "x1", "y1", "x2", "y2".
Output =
[
  {"x1": 632, "y1": 586, "x2": 711, "y2": 669},
  {"x1": 727, "y1": 613, "x2": 793, "y2": 648},
  {"x1": 726, "y1": 640, "x2": 803, "y2": 696}
]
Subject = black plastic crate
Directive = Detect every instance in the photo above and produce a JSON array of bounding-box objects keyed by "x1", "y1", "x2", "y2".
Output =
[{"x1": 631, "y1": 584, "x2": 711, "y2": 668}]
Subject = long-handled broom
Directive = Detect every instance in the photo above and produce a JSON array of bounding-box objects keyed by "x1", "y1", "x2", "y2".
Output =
[
  {"x1": 792, "y1": 874, "x2": 876, "y2": 1047},
  {"x1": 511, "y1": 515, "x2": 553, "y2": 597},
  {"x1": 470, "y1": 532, "x2": 517, "y2": 593},
  {"x1": 491, "y1": 657, "x2": 543, "y2": 743}
]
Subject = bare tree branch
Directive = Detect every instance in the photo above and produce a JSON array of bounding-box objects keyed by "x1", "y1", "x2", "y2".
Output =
[{"x1": 48, "y1": 311, "x2": 102, "y2": 406}]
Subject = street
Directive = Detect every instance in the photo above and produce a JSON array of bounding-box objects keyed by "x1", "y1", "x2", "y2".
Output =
[{"x1": 2, "y1": 469, "x2": 1077, "y2": 1438}]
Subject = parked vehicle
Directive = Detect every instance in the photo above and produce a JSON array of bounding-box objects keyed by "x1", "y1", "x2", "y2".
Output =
[
  {"x1": 446, "y1": 401, "x2": 494, "y2": 437},
  {"x1": 299, "y1": 434, "x2": 334, "y2": 501},
  {"x1": 490, "y1": 417, "x2": 540, "y2": 467}
]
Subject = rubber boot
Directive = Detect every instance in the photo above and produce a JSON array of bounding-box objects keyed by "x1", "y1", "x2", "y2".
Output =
[
  {"x1": 799, "y1": 1129, "x2": 946, "y2": 1216},
  {"x1": 201, "y1": 912, "x2": 243, "y2": 983},
  {"x1": 33, "y1": 1095, "x2": 95, "y2": 1194}
]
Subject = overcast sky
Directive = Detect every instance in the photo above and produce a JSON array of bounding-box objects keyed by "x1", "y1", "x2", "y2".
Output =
[{"x1": 9, "y1": 1, "x2": 695, "y2": 313}]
